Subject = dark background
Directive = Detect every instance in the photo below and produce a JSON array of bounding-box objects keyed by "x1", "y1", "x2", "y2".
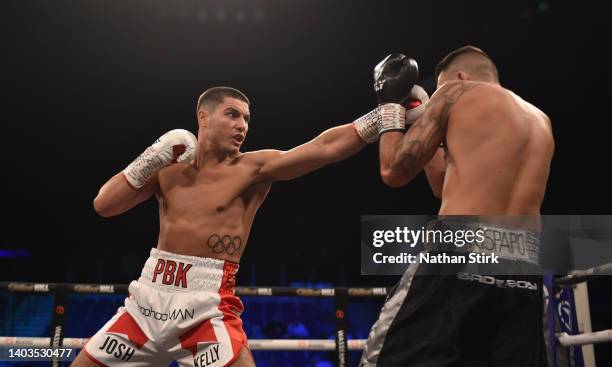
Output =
[
  {"x1": 3, "y1": 0, "x2": 610, "y2": 283},
  {"x1": 1, "y1": 0, "x2": 611, "y2": 362}
]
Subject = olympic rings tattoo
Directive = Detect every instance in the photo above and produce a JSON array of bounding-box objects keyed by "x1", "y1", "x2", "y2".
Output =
[{"x1": 206, "y1": 234, "x2": 242, "y2": 255}]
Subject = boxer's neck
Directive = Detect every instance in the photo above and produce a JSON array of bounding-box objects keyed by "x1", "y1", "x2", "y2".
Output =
[{"x1": 195, "y1": 140, "x2": 240, "y2": 169}]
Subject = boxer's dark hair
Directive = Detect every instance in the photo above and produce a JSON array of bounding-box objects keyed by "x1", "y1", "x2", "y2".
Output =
[
  {"x1": 197, "y1": 86, "x2": 250, "y2": 114},
  {"x1": 435, "y1": 45, "x2": 499, "y2": 82}
]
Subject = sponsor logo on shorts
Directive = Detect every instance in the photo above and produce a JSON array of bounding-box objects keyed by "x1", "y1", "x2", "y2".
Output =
[
  {"x1": 99, "y1": 336, "x2": 135, "y2": 361},
  {"x1": 137, "y1": 301, "x2": 194, "y2": 321},
  {"x1": 472, "y1": 227, "x2": 539, "y2": 258},
  {"x1": 193, "y1": 344, "x2": 220, "y2": 367},
  {"x1": 457, "y1": 272, "x2": 538, "y2": 291},
  {"x1": 152, "y1": 259, "x2": 192, "y2": 288}
]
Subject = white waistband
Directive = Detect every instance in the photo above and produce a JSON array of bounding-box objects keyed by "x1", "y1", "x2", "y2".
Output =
[
  {"x1": 424, "y1": 220, "x2": 540, "y2": 265},
  {"x1": 137, "y1": 248, "x2": 238, "y2": 293}
]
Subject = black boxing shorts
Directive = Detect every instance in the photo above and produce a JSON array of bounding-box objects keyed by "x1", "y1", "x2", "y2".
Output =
[{"x1": 360, "y1": 219, "x2": 547, "y2": 367}]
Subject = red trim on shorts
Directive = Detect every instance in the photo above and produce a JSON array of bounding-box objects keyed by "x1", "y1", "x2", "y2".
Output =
[
  {"x1": 219, "y1": 261, "x2": 248, "y2": 365},
  {"x1": 220, "y1": 261, "x2": 239, "y2": 294},
  {"x1": 224, "y1": 346, "x2": 253, "y2": 367},
  {"x1": 83, "y1": 347, "x2": 110, "y2": 367},
  {"x1": 106, "y1": 312, "x2": 149, "y2": 349},
  {"x1": 179, "y1": 318, "x2": 218, "y2": 357},
  {"x1": 219, "y1": 293, "x2": 248, "y2": 365}
]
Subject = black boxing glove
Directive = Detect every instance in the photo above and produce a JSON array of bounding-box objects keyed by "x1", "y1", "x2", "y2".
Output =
[
  {"x1": 374, "y1": 53, "x2": 419, "y2": 105},
  {"x1": 353, "y1": 54, "x2": 419, "y2": 142}
]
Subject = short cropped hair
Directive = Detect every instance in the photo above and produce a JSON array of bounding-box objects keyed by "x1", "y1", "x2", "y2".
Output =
[
  {"x1": 435, "y1": 45, "x2": 499, "y2": 82},
  {"x1": 196, "y1": 86, "x2": 250, "y2": 114}
]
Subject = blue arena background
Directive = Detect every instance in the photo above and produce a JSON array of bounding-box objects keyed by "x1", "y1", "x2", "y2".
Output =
[{"x1": 0, "y1": 282, "x2": 385, "y2": 367}]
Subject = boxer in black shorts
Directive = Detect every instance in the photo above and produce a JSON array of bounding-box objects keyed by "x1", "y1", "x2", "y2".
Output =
[
  {"x1": 361, "y1": 46, "x2": 554, "y2": 366},
  {"x1": 363, "y1": 217, "x2": 546, "y2": 366}
]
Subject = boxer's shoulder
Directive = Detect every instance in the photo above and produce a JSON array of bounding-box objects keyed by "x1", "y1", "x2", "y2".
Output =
[
  {"x1": 432, "y1": 80, "x2": 497, "y2": 103},
  {"x1": 157, "y1": 162, "x2": 196, "y2": 186},
  {"x1": 159, "y1": 162, "x2": 195, "y2": 175},
  {"x1": 239, "y1": 150, "x2": 283, "y2": 167},
  {"x1": 438, "y1": 82, "x2": 511, "y2": 120}
]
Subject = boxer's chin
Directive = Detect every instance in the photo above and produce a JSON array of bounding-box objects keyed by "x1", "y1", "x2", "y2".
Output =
[{"x1": 227, "y1": 144, "x2": 240, "y2": 155}]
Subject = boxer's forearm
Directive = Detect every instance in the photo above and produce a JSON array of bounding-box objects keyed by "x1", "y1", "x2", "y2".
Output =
[
  {"x1": 94, "y1": 129, "x2": 195, "y2": 217},
  {"x1": 379, "y1": 131, "x2": 412, "y2": 187},
  {"x1": 314, "y1": 124, "x2": 367, "y2": 163},
  {"x1": 93, "y1": 172, "x2": 157, "y2": 217},
  {"x1": 379, "y1": 85, "x2": 451, "y2": 188}
]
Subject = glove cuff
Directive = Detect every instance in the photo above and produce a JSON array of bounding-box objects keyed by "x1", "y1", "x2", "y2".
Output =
[
  {"x1": 353, "y1": 108, "x2": 381, "y2": 143},
  {"x1": 122, "y1": 146, "x2": 164, "y2": 189},
  {"x1": 353, "y1": 104, "x2": 406, "y2": 143},
  {"x1": 378, "y1": 103, "x2": 406, "y2": 135}
]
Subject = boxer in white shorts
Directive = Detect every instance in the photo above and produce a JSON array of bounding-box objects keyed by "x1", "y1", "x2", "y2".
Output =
[
  {"x1": 72, "y1": 84, "x2": 414, "y2": 366},
  {"x1": 82, "y1": 249, "x2": 244, "y2": 366}
]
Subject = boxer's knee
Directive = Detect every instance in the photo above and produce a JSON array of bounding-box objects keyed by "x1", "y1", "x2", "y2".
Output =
[
  {"x1": 71, "y1": 349, "x2": 101, "y2": 367},
  {"x1": 229, "y1": 346, "x2": 255, "y2": 367}
]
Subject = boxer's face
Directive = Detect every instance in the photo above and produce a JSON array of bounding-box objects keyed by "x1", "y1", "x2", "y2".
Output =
[{"x1": 201, "y1": 97, "x2": 250, "y2": 154}]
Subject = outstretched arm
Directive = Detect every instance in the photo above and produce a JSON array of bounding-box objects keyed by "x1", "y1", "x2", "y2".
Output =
[
  {"x1": 379, "y1": 81, "x2": 472, "y2": 187},
  {"x1": 256, "y1": 53, "x2": 422, "y2": 183},
  {"x1": 256, "y1": 124, "x2": 366, "y2": 182}
]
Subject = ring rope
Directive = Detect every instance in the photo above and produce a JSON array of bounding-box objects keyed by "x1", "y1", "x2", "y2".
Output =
[
  {"x1": 0, "y1": 337, "x2": 367, "y2": 351},
  {"x1": 3, "y1": 265, "x2": 612, "y2": 353},
  {"x1": 4, "y1": 261, "x2": 611, "y2": 295},
  {"x1": 2, "y1": 331, "x2": 611, "y2": 349},
  {"x1": 554, "y1": 262, "x2": 612, "y2": 285},
  {"x1": 556, "y1": 329, "x2": 612, "y2": 346},
  {"x1": 0, "y1": 282, "x2": 388, "y2": 297}
]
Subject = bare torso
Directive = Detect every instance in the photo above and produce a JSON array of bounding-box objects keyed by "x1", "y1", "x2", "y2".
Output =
[
  {"x1": 155, "y1": 152, "x2": 271, "y2": 262},
  {"x1": 439, "y1": 82, "x2": 554, "y2": 216},
  {"x1": 89, "y1": 120, "x2": 363, "y2": 264}
]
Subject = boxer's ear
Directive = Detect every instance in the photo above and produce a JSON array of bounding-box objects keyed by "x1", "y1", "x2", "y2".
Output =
[
  {"x1": 457, "y1": 71, "x2": 470, "y2": 81},
  {"x1": 197, "y1": 109, "x2": 208, "y2": 128}
]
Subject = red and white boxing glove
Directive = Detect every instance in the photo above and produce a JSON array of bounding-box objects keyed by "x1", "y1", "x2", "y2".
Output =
[
  {"x1": 404, "y1": 85, "x2": 429, "y2": 125},
  {"x1": 122, "y1": 129, "x2": 197, "y2": 188}
]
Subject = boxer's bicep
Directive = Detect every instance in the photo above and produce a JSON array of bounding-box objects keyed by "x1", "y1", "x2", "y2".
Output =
[
  {"x1": 117, "y1": 171, "x2": 160, "y2": 213},
  {"x1": 257, "y1": 124, "x2": 365, "y2": 182},
  {"x1": 133, "y1": 172, "x2": 161, "y2": 205},
  {"x1": 256, "y1": 143, "x2": 328, "y2": 182}
]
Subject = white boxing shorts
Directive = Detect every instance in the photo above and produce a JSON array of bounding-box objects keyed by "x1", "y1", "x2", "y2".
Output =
[{"x1": 83, "y1": 248, "x2": 247, "y2": 366}]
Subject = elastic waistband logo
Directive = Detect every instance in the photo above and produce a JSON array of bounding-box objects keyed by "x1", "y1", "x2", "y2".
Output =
[{"x1": 457, "y1": 272, "x2": 538, "y2": 291}]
